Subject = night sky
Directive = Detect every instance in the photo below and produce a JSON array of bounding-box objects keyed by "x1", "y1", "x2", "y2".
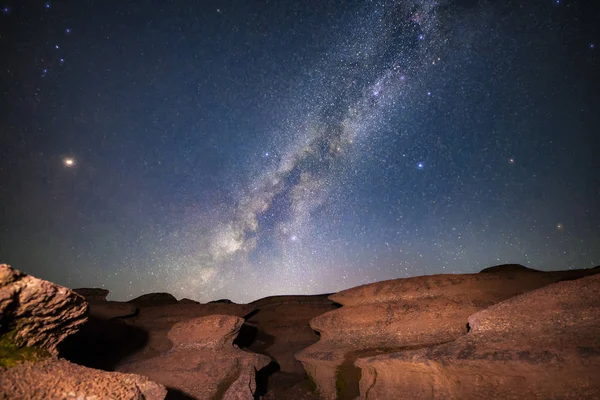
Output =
[{"x1": 1, "y1": 0, "x2": 599, "y2": 303}]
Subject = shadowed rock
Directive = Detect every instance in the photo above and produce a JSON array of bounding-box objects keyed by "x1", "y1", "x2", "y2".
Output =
[
  {"x1": 356, "y1": 273, "x2": 600, "y2": 399},
  {"x1": 127, "y1": 292, "x2": 179, "y2": 308},
  {"x1": 117, "y1": 302, "x2": 255, "y2": 363},
  {"x1": 209, "y1": 298, "x2": 234, "y2": 304},
  {"x1": 247, "y1": 294, "x2": 339, "y2": 374},
  {"x1": 118, "y1": 315, "x2": 271, "y2": 400},
  {"x1": 296, "y1": 266, "x2": 600, "y2": 400},
  {"x1": 73, "y1": 287, "x2": 109, "y2": 302},
  {"x1": 0, "y1": 264, "x2": 88, "y2": 355},
  {"x1": 178, "y1": 298, "x2": 199, "y2": 304},
  {"x1": 0, "y1": 358, "x2": 166, "y2": 399},
  {"x1": 88, "y1": 301, "x2": 137, "y2": 320}
]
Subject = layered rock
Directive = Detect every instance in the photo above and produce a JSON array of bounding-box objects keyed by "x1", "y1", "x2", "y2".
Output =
[
  {"x1": 118, "y1": 315, "x2": 271, "y2": 399},
  {"x1": 247, "y1": 294, "x2": 339, "y2": 374},
  {"x1": 356, "y1": 273, "x2": 600, "y2": 399},
  {"x1": 0, "y1": 264, "x2": 87, "y2": 355},
  {"x1": 0, "y1": 358, "x2": 166, "y2": 399},
  {"x1": 295, "y1": 266, "x2": 599, "y2": 400}
]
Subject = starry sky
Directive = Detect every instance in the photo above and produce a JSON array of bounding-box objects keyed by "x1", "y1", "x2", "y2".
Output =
[{"x1": 1, "y1": 0, "x2": 599, "y2": 303}]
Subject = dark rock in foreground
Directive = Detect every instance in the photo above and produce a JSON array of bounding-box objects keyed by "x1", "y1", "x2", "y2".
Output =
[
  {"x1": 0, "y1": 264, "x2": 87, "y2": 356},
  {"x1": 0, "y1": 358, "x2": 166, "y2": 399}
]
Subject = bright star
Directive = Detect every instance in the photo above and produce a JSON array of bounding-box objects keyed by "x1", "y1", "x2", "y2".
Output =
[
  {"x1": 63, "y1": 157, "x2": 76, "y2": 167},
  {"x1": 417, "y1": 162, "x2": 424, "y2": 170},
  {"x1": 65, "y1": 28, "x2": 72, "y2": 34}
]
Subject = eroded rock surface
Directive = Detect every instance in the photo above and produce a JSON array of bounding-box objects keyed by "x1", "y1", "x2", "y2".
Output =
[
  {"x1": 0, "y1": 264, "x2": 87, "y2": 355},
  {"x1": 356, "y1": 273, "x2": 600, "y2": 399},
  {"x1": 247, "y1": 294, "x2": 339, "y2": 374},
  {"x1": 118, "y1": 315, "x2": 271, "y2": 399},
  {"x1": 0, "y1": 358, "x2": 166, "y2": 399},
  {"x1": 296, "y1": 266, "x2": 599, "y2": 400}
]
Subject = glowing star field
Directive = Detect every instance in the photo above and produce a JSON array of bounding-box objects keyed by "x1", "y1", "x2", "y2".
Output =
[{"x1": 1, "y1": 0, "x2": 598, "y2": 302}]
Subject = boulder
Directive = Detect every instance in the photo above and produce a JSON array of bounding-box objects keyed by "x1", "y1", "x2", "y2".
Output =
[
  {"x1": 356, "y1": 273, "x2": 600, "y2": 399},
  {"x1": 127, "y1": 292, "x2": 178, "y2": 308},
  {"x1": 0, "y1": 264, "x2": 87, "y2": 356},
  {"x1": 0, "y1": 358, "x2": 166, "y2": 399},
  {"x1": 295, "y1": 266, "x2": 600, "y2": 400},
  {"x1": 73, "y1": 287, "x2": 109, "y2": 302},
  {"x1": 118, "y1": 315, "x2": 271, "y2": 400}
]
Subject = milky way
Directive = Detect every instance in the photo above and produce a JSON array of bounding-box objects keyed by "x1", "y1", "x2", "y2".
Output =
[{"x1": 1, "y1": 0, "x2": 598, "y2": 302}]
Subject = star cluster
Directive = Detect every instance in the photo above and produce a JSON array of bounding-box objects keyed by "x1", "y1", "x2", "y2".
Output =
[{"x1": 0, "y1": 0, "x2": 598, "y2": 302}]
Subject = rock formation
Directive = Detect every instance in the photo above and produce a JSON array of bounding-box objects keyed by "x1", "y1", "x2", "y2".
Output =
[
  {"x1": 247, "y1": 294, "x2": 339, "y2": 374},
  {"x1": 0, "y1": 358, "x2": 166, "y2": 399},
  {"x1": 295, "y1": 265, "x2": 599, "y2": 400},
  {"x1": 356, "y1": 273, "x2": 600, "y2": 399},
  {"x1": 127, "y1": 292, "x2": 179, "y2": 307},
  {"x1": 74, "y1": 287, "x2": 137, "y2": 319},
  {"x1": 118, "y1": 314, "x2": 271, "y2": 399},
  {"x1": 0, "y1": 264, "x2": 87, "y2": 356}
]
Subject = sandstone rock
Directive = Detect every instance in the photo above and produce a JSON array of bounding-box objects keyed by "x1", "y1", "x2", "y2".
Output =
[
  {"x1": 0, "y1": 264, "x2": 87, "y2": 355},
  {"x1": 247, "y1": 294, "x2": 339, "y2": 374},
  {"x1": 118, "y1": 315, "x2": 271, "y2": 400},
  {"x1": 356, "y1": 273, "x2": 600, "y2": 400},
  {"x1": 73, "y1": 287, "x2": 109, "y2": 302},
  {"x1": 88, "y1": 301, "x2": 137, "y2": 320},
  {"x1": 0, "y1": 358, "x2": 166, "y2": 399},
  {"x1": 296, "y1": 266, "x2": 599, "y2": 400},
  {"x1": 127, "y1": 292, "x2": 178, "y2": 307}
]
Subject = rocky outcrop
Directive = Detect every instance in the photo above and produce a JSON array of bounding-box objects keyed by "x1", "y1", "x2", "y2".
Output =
[
  {"x1": 127, "y1": 292, "x2": 179, "y2": 307},
  {"x1": 295, "y1": 266, "x2": 599, "y2": 400},
  {"x1": 247, "y1": 294, "x2": 339, "y2": 374},
  {"x1": 73, "y1": 287, "x2": 137, "y2": 319},
  {"x1": 0, "y1": 358, "x2": 166, "y2": 399},
  {"x1": 88, "y1": 301, "x2": 137, "y2": 320},
  {"x1": 179, "y1": 297, "x2": 200, "y2": 304},
  {"x1": 118, "y1": 315, "x2": 271, "y2": 399},
  {"x1": 73, "y1": 287, "x2": 109, "y2": 302},
  {"x1": 121, "y1": 302, "x2": 255, "y2": 362},
  {"x1": 0, "y1": 264, "x2": 87, "y2": 355},
  {"x1": 356, "y1": 273, "x2": 600, "y2": 399}
]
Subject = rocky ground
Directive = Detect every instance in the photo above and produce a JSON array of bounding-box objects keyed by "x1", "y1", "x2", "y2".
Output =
[{"x1": 1, "y1": 263, "x2": 600, "y2": 399}]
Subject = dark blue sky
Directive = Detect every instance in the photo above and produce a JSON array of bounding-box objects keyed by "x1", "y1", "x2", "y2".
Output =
[{"x1": 1, "y1": 0, "x2": 599, "y2": 302}]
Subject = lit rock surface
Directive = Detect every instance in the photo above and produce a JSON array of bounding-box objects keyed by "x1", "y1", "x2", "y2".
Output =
[
  {"x1": 0, "y1": 358, "x2": 166, "y2": 400},
  {"x1": 118, "y1": 315, "x2": 271, "y2": 400},
  {"x1": 295, "y1": 265, "x2": 599, "y2": 400},
  {"x1": 356, "y1": 273, "x2": 600, "y2": 399},
  {"x1": 0, "y1": 264, "x2": 87, "y2": 355}
]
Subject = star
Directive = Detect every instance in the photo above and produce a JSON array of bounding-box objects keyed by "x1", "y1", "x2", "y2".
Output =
[
  {"x1": 416, "y1": 162, "x2": 424, "y2": 170},
  {"x1": 508, "y1": 158, "x2": 515, "y2": 164},
  {"x1": 63, "y1": 157, "x2": 76, "y2": 167},
  {"x1": 556, "y1": 223, "x2": 564, "y2": 231}
]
